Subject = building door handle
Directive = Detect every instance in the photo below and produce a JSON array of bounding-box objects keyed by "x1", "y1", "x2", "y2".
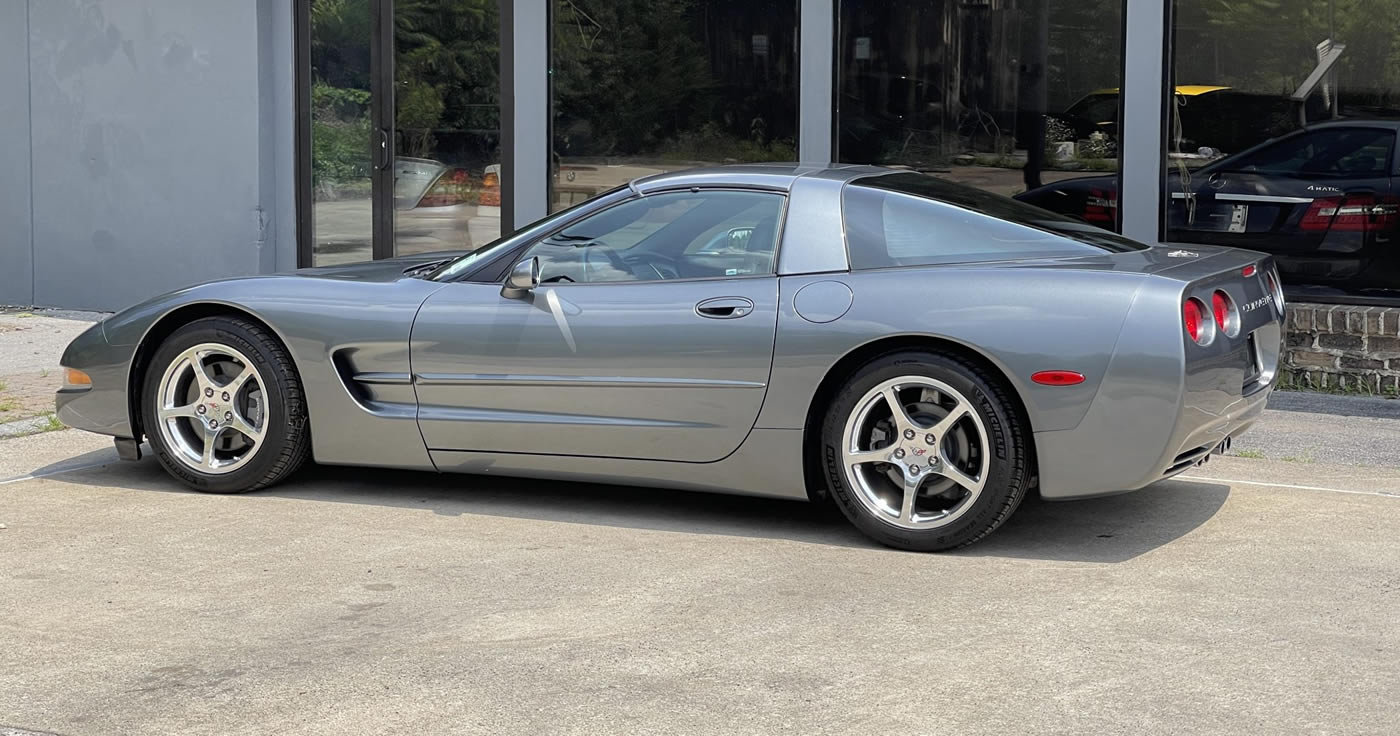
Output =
[
  {"x1": 373, "y1": 129, "x2": 390, "y2": 170},
  {"x1": 695, "y1": 297, "x2": 754, "y2": 319}
]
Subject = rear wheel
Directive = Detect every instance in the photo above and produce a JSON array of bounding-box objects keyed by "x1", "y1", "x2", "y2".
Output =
[
  {"x1": 821, "y1": 351, "x2": 1031, "y2": 551},
  {"x1": 142, "y1": 317, "x2": 309, "y2": 493}
]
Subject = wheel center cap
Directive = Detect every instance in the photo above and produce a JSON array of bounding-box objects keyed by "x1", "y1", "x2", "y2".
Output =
[
  {"x1": 900, "y1": 444, "x2": 938, "y2": 470},
  {"x1": 204, "y1": 400, "x2": 231, "y2": 427}
]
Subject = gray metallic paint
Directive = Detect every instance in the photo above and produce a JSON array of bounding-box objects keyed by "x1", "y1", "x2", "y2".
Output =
[
  {"x1": 411, "y1": 277, "x2": 779, "y2": 462},
  {"x1": 56, "y1": 165, "x2": 1281, "y2": 504},
  {"x1": 429, "y1": 428, "x2": 809, "y2": 500},
  {"x1": 55, "y1": 321, "x2": 130, "y2": 438},
  {"x1": 78, "y1": 266, "x2": 447, "y2": 472}
]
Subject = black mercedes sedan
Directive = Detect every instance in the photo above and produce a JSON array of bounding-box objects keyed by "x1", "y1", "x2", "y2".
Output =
[{"x1": 1017, "y1": 120, "x2": 1400, "y2": 302}]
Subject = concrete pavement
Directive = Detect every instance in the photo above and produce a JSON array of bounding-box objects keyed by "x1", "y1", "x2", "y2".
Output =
[
  {"x1": 1, "y1": 416, "x2": 1398, "y2": 734},
  {"x1": 0, "y1": 311, "x2": 105, "y2": 435}
]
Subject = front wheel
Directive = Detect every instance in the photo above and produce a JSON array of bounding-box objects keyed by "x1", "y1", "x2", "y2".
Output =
[
  {"x1": 821, "y1": 351, "x2": 1031, "y2": 551},
  {"x1": 142, "y1": 316, "x2": 310, "y2": 493}
]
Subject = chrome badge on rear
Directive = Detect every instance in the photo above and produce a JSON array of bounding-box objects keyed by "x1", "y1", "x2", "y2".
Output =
[{"x1": 1241, "y1": 294, "x2": 1274, "y2": 313}]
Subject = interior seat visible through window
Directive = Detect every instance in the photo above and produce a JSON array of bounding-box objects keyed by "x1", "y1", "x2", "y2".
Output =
[{"x1": 521, "y1": 189, "x2": 786, "y2": 284}]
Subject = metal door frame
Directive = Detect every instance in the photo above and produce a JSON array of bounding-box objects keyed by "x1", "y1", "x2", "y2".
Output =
[{"x1": 370, "y1": 0, "x2": 395, "y2": 261}]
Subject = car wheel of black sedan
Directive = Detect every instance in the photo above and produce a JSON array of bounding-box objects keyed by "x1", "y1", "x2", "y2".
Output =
[
  {"x1": 142, "y1": 317, "x2": 310, "y2": 493},
  {"x1": 821, "y1": 351, "x2": 1032, "y2": 551}
]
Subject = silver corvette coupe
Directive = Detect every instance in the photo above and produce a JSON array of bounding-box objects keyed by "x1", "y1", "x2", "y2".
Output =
[{"x1": 57, "y1": 165, "x2": 1283, "y2": 551}]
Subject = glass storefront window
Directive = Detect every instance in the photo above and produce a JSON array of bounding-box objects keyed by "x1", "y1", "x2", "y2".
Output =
[
  {"x1": 548, "y1": 0, "x2": 799, "y2": 212},
  {"x1": 1166, "y1": 0, "x2": 1400, "y2": 303},
  {"x1": 394, "y1": 0, "x2": 502, "y2": 256},
  {"x1": 837, "y1": 1, "x2": 1124, "y2": 232}
]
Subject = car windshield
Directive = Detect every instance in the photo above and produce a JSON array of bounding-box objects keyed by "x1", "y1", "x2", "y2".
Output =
[
  {"x1": 1066, "y1": 93, "x2": 1118, "y2": 124},
  {"x1": 427, "y1": 184, "x2": 630, "y2": 281},
  {"x1": 854, "y1": 172, "x2": 1148, "y2": 252}
]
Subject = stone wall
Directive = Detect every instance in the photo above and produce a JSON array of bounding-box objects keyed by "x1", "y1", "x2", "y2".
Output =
[{"x1": 1283, "y1": 302, "x2": 1400, "y2": 395}]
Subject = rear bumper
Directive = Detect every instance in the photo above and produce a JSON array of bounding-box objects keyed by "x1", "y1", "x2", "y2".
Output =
[
  {"x1": 1154, "y1": 381, "x2": 1269, "y2": 480},
  {"x1": 1035, "y1": 380, "x2": 1270, "y2": 500}
]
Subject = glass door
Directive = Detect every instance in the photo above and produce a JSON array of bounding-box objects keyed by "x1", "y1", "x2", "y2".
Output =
[
  {"x1": 304, "y1": 0, "x2": 501, "y2": 267},
  {"x1": 392, "y1": 0, "x2": 503, "y2": 257},
  {"x1": 306, "y1": 0, "x2": 387, "y2": 266}
]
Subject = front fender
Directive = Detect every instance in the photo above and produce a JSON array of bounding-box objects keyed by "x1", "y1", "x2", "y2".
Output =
[{"x1": 98, "y1": 275, "x2": 446, "y2": 471}]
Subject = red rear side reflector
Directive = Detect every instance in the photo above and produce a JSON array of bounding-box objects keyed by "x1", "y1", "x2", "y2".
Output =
[
  {"x1": 1241, "y1": 264, "x2": 1257, "y2": 277},
  {"x1": 1031, "y1": 370, "x2": 1086, "y2": 386}
]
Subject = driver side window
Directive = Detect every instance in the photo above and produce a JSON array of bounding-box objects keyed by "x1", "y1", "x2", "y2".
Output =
[
  {"x1": 521, "y1": 190, "x2": 784, "y2": 284},
  {"x1": 1231, "y1": 127, "x2": 1394, "y2": 177}
]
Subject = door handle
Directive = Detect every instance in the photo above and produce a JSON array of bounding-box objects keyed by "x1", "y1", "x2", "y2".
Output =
[
  {"x1": 373, "y1": 129, "x2": 390, "y2": 171},
  {"x1": 695, "y1": 297, "x2": 754, "y2": 319}
]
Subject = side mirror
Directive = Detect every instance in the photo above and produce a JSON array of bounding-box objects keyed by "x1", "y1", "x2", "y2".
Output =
[{"x1": 502, "y1": 256, "x2": 540, "y2": 298}]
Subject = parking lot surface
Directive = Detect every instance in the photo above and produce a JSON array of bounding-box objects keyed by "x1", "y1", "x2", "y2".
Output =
[{"x1": 2, "y1": 395, "x2": 1398, "y2": 735}]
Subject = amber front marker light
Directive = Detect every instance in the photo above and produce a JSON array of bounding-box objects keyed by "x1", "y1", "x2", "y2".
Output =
[{"x1": 63, "y1": 368, "x2": 92, "y2": 388}]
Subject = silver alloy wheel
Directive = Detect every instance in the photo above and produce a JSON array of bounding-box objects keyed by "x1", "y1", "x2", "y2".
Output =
[
  {"x1": 841, "y1": 376, "x2": 990, "y2": 530},
  {"x1": 155, "y1": 342, "x2": 267, "y2": 475}
]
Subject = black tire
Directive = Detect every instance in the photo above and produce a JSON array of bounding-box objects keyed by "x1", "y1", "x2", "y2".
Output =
[
  {"x1": 820, "y1": 350, "x2": 1031, "y2": 551},
  {"x1": 141, "y1": 316, "x2": 310, "y2": 493}
]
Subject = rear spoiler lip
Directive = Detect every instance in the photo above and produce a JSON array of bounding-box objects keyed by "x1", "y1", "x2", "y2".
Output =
[{"x1": 1145, "y1": 245, "x2": 1271, "y2": 281}]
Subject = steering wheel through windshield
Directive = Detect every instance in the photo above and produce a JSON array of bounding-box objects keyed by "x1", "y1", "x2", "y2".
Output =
[
  {"x1": 580, "y1": 242, "x2": 630, "y2": 282},
  {"x1": 622, "y1": 251, "x2": 680, "y2": 280}
]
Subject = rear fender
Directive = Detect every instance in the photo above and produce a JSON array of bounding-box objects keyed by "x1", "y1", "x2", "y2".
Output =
[{"x1": 759, "y1": 267, "x2": 1147, "y2": 434}]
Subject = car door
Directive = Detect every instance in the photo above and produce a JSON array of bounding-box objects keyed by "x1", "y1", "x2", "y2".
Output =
[{"x1": 410, "y1": 188, "x2": 784, "y2": 462}]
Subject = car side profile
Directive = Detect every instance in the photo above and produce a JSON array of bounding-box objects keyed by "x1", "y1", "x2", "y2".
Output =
[{"x1": 57, "y1": 164, "x2": 1282, "y2": 551}]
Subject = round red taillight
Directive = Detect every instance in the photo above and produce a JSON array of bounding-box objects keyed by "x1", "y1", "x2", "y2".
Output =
[
  {"x1": 1211, "y1": 290, "x2": 1240, "y2": 338},
  {"x1": 1183, "y1": 298, "x2": 1212, "y2": 345},
  {"x1": 1211, "y1": 291, "x2": 1228, "y2": 330},
  {"x1": 1184, "y1": 299, "x2": 1202, "y2": 342}
]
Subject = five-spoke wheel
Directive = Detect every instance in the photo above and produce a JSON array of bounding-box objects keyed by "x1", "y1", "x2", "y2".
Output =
[
  {"x1": 143, "y1": 317, "x2": 309, "y2": 493},
  {"x1": 822, "y1": 351, "x2": 1031, "y2": 551},
  {"x1": 155, "y1": 343, "x2": 267, "y2": 475},
  {"x1": 840, "y1": 376, "x2": 989, "y2": 530}
]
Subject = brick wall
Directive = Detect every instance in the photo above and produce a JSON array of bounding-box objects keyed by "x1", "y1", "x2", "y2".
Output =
[{"x1": 1283, "y1": 302, "x2": 1400, "y2": 395}]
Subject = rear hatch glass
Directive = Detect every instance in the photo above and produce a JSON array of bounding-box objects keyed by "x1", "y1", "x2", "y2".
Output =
[{"x1": 845, "y1": 172, "x2": 1148, "y2": 270}]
